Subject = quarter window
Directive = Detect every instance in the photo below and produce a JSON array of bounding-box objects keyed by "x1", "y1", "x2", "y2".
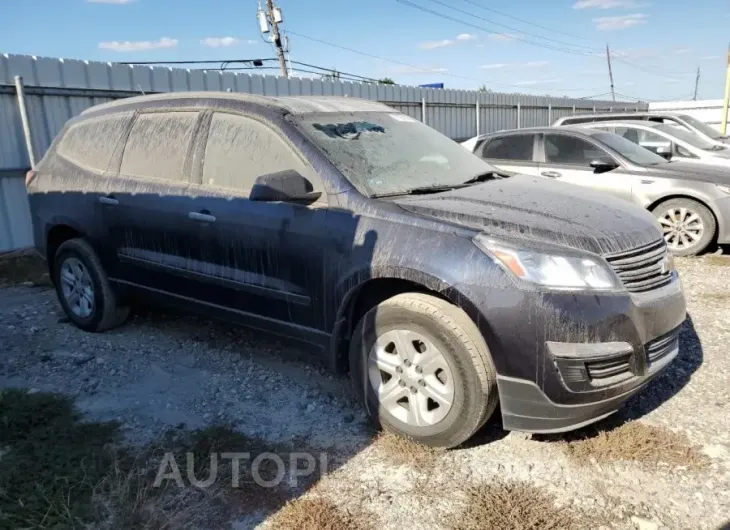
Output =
[
  {"x1": 58, "y1": 112, "x2": 133, "y2": 172},
  {"x1": 481, "y1": 134, "x2": 535, "y2": 161},
  {"x1": 120, "y1": 112, "x2": 199, "y2": 182},
  {"x1": 202, "y1": 113, "x2": 315, "y2": 193},
  {"x1": 544, "y1": 134, "x2": 607, "y2": 166}
]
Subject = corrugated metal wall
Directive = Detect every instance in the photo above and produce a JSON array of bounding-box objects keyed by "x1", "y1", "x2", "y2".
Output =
[{"x1": 0, "y1": 53, "x2": 644, "y2": 252}]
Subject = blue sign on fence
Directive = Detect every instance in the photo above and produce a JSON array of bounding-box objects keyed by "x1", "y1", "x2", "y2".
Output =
[{"x1": 419, "y1": 83, "x2": 444, "y2": 89}]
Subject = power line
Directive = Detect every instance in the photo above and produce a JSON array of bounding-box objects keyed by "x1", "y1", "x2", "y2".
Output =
[
  {"x1": 456, "y1": 0, "x2": 597, "y2": 43},
  {"x1": 286, "y1": 30, "x2": 604, "y2": 93},
  {"x1": 416, "y1": 0, "x2": 602, "y2": 53},
  {"x1": 395, "y1": 0, "x2": 599, "y2": 57}
]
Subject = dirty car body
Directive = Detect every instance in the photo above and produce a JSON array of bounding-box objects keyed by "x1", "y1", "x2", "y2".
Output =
[{"x1": 27, "y1": 93, "x2": 686, "y2": 442}]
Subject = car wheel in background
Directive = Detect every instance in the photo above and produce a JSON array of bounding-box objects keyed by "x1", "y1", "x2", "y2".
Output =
[
  {"x1": 53, "y1": 238, "x2": 129, "y2": 332},
  {"x1": 652, "y1": 198, "x2": 716, "y2": 256},
  {"x1": 349, "y1": 293, "x2": 498, "y2": 448}
]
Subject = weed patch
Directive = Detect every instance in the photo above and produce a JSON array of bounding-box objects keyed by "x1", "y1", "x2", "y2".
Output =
[
  {"x1": 372, "y1": 431, "x2": 441, "y2": 469},
  {"x1": 0, "y1": 254, "x2": 50, "y2": 287},
  {"x1": 269, "y1": 497, "x2": 373, "y2": 530},
  {"x1": 559, "y1": 420, "x2": 709, "y2": 469},
  {"x1": 453, "y1": 481, "x2": 586, "y2": 530}
]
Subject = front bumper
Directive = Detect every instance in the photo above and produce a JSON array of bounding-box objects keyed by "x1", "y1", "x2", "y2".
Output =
[{"x1": 463, "y1": 273, "x2": 687, "y2": 433}]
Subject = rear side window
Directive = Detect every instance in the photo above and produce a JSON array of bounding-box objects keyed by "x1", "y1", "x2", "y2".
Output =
[
  {"x1": 481, "y1": 134, "x2": 534, "y2": 161},
  {"x1": 57, "y1": 112, "x2": 133, "y2": 172},
  {"x1": 202, "y1": 113, "x2": 314, "y2": 192},
  {"x1": 120, "y1": 112, "x2": 199, "y2": 182},
  {"x1": 545, "y1": 134, "x2": 607, "y2": 166}
]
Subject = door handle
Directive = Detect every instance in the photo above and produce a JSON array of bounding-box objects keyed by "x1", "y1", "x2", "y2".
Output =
[
  {"x1": 188, "y1": 211, "x2": 216, "y2": 223},
  {"x1": 541, "y1": 171, "x2": 562, "y2": 179},
  {"x1": 99, "y1": 195, "x2": 119, "y2": 206}
]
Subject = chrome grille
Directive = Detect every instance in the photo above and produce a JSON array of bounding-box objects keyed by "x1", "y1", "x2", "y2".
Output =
[
  {"x1": 646, "y1": 329, "x2": 680, "y2": 365},
  {"x1": 604, "y1": 240, "x2": 673, "y2": 293}
]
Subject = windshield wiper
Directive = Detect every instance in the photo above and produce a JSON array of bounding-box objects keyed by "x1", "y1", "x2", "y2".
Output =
[
  {"x1": 461, "y1": 171, "x2": 507, "y2": 185},
  {"x1": 370, "y1": 185, "x2": 458, "y2": 199}
]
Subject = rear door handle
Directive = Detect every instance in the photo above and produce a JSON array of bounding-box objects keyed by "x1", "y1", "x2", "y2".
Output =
[
  {"x1": 188, "y1": 211, "x2": 216, "y2": 223},
  {"x1": 99, "y1": 195, "x2": 119, "y2": 206},
  {"x1": 541, "y1": 171, "x2": 562, "y2": 179}
]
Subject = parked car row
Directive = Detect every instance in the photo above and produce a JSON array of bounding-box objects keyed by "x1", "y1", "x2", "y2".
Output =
[
  {"x1": 462, "y1": 112, "x2": 730, "y2": 256},
  {"x1": 28, "y1": 93, "x2": 688, "y2": 448}
]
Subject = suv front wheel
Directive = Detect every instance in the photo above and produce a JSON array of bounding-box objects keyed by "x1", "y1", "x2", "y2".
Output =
[
  {"x1": 53, "y1": 238, "x2": 129, "y2": 332},
  {"x1": 349, "y1": 293, "x2": 498, "y2": 448}
]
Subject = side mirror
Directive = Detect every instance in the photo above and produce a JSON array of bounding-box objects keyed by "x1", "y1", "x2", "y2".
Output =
[
  {"x1": 656, "y1": 146, "x2": 672, "y2": 160},
  {"x1": 249, "y1": 170, "x2": 322, "y2": 203},
  {"x1": 589, "y1": 158, "x2": 619, "y2": 173}
]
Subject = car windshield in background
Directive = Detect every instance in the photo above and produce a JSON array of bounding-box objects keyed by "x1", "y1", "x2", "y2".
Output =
[
  {"x1": 294, "y1": 112, "x2": 495, "y2": 197},
  {"x1": 591, "y1": 131, "x2": 668, "y2": 166},
  {"x1": 654, "y1": 123, "x2": 717, "y2": 150},
  {"x1": 680, "y1": 115, "x2": 726, "y2": 140}
]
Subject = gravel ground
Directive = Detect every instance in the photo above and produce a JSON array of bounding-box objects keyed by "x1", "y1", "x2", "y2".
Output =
[{"x1": 1, "y1": 256, "x2": 729, "y2": 529}]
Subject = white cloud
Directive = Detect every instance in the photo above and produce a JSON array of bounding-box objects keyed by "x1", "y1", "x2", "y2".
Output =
[
  {"x1": 488, "y1": 33, "x2": 519, "y2": 42},
  {"x1": 480, "y1": 63, "x2": 508, "y2": 69},
  {"x1": 456, "y1": 33, "x2": 477, "y2": 41},
  {"x1": 700, "y1": 55, "x2": 720, "y2": 60},
  {"x1": 99, "y1": 37, "x2": 178, "y2": 52},
  {"x1": 674, "y1": 48, "x2": 690, "y2": 54},
  {"x1": 420, "y1": 39, "x2": 455, "y2": 50},
  {"x1": 573, "y1": 0, "x2": 636, "y2": 8},
  {"x1": 88, "y1": 0, "x2": 135, "y2": 3},
  {"x1": 515, "y1": 78, "x2": 564, "y2": 86},
  {"x1": 593, "y1": 13, "x2": 648, "y2": 30},
  {"x1": 525, "y1": 60, "x2": 551, "y2": 68},
  {"x1": 201, "y1": 37, "x2": 240, "y2": 48}
]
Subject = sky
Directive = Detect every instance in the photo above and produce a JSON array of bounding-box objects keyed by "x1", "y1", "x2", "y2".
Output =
[{"x1": 2, "y1": 0, "x2": 729, "y2": 102}]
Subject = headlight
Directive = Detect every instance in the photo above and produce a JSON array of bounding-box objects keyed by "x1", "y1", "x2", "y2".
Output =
[
  {"x1": 474, "y1": 235, "x2": 623, "y2": 291},
  {"x1": 718, "y1": 185, "x2": 730, "y2": 195}
]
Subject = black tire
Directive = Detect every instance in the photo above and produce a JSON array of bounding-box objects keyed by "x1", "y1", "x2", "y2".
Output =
[
  {"x1": 349, "y1": 293, "x2": 498, "y2": 449},
  {"x1": 651, "y1": 198, "x2": 716, "y2": 256},
  {"x1": 53, "y1": 238, "x2": 129, "y2": 332}
]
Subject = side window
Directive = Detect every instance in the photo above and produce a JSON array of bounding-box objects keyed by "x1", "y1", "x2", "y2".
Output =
[
  {"x1": 637, "y1": 130, "x2": 671, "y2": 151},
  {"x1": 615, "y1": 126, "x2": 641, "y2": 144},
  {"x1": 57, "y1": 112, "x2": 133, "y2": 172},
  {"x1": 544, "y1": 134, "x2": 607, "y2": 166},
  {"x1": 120, "y1": 112, "x2": 199, "y2": 182},
  {"x1": 481, "y1": 134, "x2": 535, "y2": 161},
  {"x1": 202, "y1": 113, "x2": 318, "y2": 193}
]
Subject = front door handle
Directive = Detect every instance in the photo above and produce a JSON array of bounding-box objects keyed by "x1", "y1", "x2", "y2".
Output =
[
  {"x1": 541, "y1": 171, "x2": 562, "y2": 179},
  {"x1": 188, "y1": 211, "x2": 216, "y2": 223},
  {"x1": 99, "y1": 195, "x2": 119, "y2": 206}
]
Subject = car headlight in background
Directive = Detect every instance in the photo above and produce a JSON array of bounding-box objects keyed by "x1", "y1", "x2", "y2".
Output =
[
  {"x1": 473, "y1": 235, "x2": 623, "y2": 291},
  {"x1": 717, "y1": 185, "x2": 730, "y2": 195}
]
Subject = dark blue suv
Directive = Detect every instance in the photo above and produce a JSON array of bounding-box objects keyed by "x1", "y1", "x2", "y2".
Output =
[{"x1": 26, "y1": 93, "x2": 687, "y2": 447}]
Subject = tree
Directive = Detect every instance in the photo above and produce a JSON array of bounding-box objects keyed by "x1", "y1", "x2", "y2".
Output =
[
  {"x1": 378, "y1": 77, "x2": 396, "y2": 85},
  {"x1": 478, "y1": 84, "x2": 492, "y2": 93}
]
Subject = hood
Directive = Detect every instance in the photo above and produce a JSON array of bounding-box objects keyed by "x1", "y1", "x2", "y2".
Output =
[
  {"x1": 395, "y1": 175, "x2": 662, "y2": 256},
  {"x1": 646, "y1": 160, "x2": 730, "y2": 184}
]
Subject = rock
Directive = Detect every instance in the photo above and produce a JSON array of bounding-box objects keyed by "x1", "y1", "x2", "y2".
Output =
[
  {"x1": 306, "y1": 403, "x2": 316, "y2": 413},
  {"x1": 702, "y1": 444, "x2": 727, "y2": 459},
  {"x1": 52, "y1": 350, "x2": 94, "y2": 365},
  {"x1": 343, "y1": 413, "x2": 355, "y2": 424},
  {"x1": 631, "y1": 516, "x2": 659, "y2": 530}
]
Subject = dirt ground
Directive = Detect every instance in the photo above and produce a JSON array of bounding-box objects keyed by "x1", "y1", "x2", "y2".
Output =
[{"x1": 1, "y1": 254, "x2": 729, "y2": 529}]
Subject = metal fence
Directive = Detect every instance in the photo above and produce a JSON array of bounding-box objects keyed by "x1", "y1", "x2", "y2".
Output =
[{"x1": 0, "y1": 53, "x2": 642, "y2": 252}]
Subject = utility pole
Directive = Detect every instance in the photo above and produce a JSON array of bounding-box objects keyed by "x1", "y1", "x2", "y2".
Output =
[
  {"x1": 693, "y1": 66, "x2": 700, "y2": 100},
  {"x1": 722, "y1": 44, "x2": 730, "y2": 135},
  {"x1": 606, "y1": 43, "x2": 615, "y2": 102},
  {"x1": 258, "y1": 0, "x2": 288, "y2": 77}
]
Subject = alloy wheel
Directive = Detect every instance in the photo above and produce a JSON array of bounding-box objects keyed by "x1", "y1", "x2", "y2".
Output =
[
  {"x1": 658, "y1": 207, "x2": 704, "y2": 252},
  {"x1": 368, "y1": 329, "x2": 455, "y2": 427},
  {"x1": 60, "y1": 257, "x2": 95, "y2": 318}
]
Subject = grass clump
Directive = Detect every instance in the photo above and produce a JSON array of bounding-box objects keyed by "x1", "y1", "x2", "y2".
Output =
[
  {"x1": 372, "y1": 432, "x2": 441, "y2": 469},
  {"x1": 0, "y1": 389, "x2": 120, "y2": 529},
  {"x1": 269, "y1": 497, "x2": 373, "y2": 530},
  {"x1": 0, "y1": 254, "x2": 50, "y2": 287},
  {"x1": 453, "y1": 481, "x2": 586, "y2": 530},
  {"x1": 560, "y1": 420, "x2": 708, "y2": 469}
]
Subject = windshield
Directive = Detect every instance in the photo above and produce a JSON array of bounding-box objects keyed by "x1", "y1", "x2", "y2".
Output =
[
  {"x1": 678, "y1": 115, "x2": 725, "y2": 140},
  {"x1": 591, "y1": 131, "x2": 668, "y2": 166},
  {"x1": 654, "y1": 123, "x2": 717, "y2": 150},
  {"x1": 294, "y1": 112, "x2": 496, "y2": 196}
]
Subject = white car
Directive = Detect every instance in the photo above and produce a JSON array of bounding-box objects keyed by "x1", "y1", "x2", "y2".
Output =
[{"x1": 578, "y1": 121, "x2": 730, "y2": 168}]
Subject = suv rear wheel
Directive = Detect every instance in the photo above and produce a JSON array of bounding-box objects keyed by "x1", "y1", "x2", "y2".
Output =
[
  {"x1": 53, "y1": 238, "x2": 129, "y2": 332},
  {"x1": 349, "y1": 293, "x2": 498, "y2": 448},
  {"x1": 652, "y1": 198, "x2": 716, "y2": 256}
]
